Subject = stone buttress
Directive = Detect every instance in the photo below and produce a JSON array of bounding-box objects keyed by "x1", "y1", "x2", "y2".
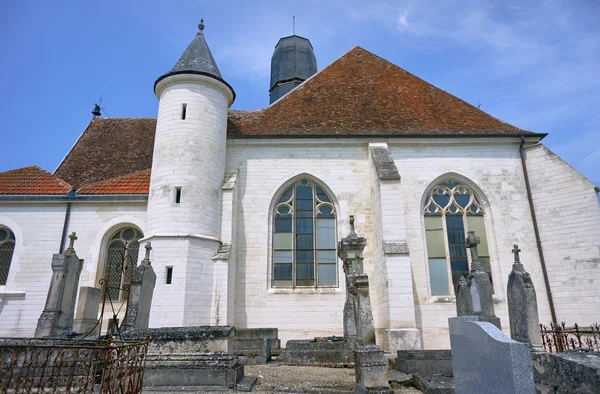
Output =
[{"x1": 143, "y1": 20, "x2": 235, "y2": 327}]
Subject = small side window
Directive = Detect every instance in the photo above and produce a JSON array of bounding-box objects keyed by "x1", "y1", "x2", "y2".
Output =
[
  {"x1": 175, "y1": 187, "x2": 182, "y2": 204},
  {"x1": 166, "y1": 267, "x2": 173, "y2": 285},
  {"x1": 181, "y1": 103, "x2": 187, "y2": 120}
]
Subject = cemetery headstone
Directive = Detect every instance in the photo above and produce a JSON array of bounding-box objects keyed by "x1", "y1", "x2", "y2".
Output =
[
  {"x1": 449, "y1": 316, "x2": 534, "y2": 394},
  {"x1": 507, "y1": 244, "x2": 543, "y2": 352},
  {"x1": 123, "y1": 242, "x2": 156, "y2": 331},
  {"x1": 35, "y1": 232, "x2": 83, "y2": 337},
  {"x1": 73, "y1": 286, "x2": 101, "y2": 336}
]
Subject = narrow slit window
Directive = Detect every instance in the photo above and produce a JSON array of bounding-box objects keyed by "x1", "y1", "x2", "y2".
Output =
[
  {"x1": 175, "y1": 187, "x2": 182, "y2": 204},
  {"x1": 166, "y1": 267, "x2": 173, "y2": 284},
  {"x1": 181, "y1": 103, "x2": 187, "y2": 120}
]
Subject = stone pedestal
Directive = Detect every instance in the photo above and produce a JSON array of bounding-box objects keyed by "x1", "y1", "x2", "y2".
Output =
[
  {"x1": 507, "y1": 244, "x2": 543, "y2": 352},
  {"x1": 73, "y1": 286, "x2": 101, "y2": 336},
  {"x1": 123, "y1": 242, "x2": 156, "y2": 331},
  {"x1": 351, "y1": 273, "x2": 376, "y2": 346},
  {"x1": 121, "y1": 326, "x2": 243, "y2": 388},
  {"x1": 354, "y1": 345, "x2": 393, "y2": 394},
  {"x1": 35, "y1": 236, "x2": 82, "y2": 338}
]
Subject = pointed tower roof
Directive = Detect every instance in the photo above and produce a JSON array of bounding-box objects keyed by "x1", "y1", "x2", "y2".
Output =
[{"x1": 154, "y1": 19, "x2": 235, "y2": 101}]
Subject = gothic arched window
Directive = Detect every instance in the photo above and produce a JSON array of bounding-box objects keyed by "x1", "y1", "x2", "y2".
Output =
[
  {"x1": 272, "y1": 179, "x2": 337, "y2": 288},
  {"x1": 423, "y1": 180, "x2": 492, "y2": 296},
  {"x1": 103, "y1": 227, "x2": 143, "y2": 301},
  {"x1": 0, "y1": 226, "x2": 16, "y2": 285}
]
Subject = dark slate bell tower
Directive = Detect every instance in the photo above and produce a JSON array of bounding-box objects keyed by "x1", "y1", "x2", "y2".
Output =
[{"x1": 269, "y1": 35, "x2": 317, "y2": 104}]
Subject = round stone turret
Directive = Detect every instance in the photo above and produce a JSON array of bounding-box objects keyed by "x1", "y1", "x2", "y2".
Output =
[{"x1": 144, "y1": 21, "x2": 234, "y2": 327}]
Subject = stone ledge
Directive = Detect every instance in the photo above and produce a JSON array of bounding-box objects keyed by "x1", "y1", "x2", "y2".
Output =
[{"x1": 382, "y1": 241, "x2": 409, "y2": 255}]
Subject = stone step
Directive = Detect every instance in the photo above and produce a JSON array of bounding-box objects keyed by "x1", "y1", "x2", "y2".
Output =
[
  {"x1": 236, "y1": 376, "x2": 258, "y2": 392},
  {"x1": 411, "y1": 374, "x2": 455, "y2": 394}
]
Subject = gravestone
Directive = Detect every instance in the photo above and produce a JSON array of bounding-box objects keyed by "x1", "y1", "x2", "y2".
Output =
[
  {"x1": 340, "y1": 217, "x2": 393, "y2": 394},
  {"x1": 455, "y1": 275, "x2": 473, "y2": 316},
  {"x1": 449, "y1": 316, "x2": 534, "y2": 394},
  {"x1": 73, "y1": 286, "x2": 101, "y2": 336},
  {"x1": 466, "y1": 231, "x2": 501, "y2": 329},
  {"x1": 507, "y1": 244, "x2": 543, "y2": 352},
  {"x1": 338, "y1": 215, "x2": 366, "y2": 348},
  {"x1": 123, "y1": 242, "x2": 156, "y2": 331},
  {"x1": 35, "y1": 232, "x2": 83, "y2": 338}
]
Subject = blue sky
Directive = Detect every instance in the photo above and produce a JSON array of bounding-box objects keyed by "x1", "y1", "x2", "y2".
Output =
[{"x1": 1, "y1": 0, "x2": 598, "y2": 185}]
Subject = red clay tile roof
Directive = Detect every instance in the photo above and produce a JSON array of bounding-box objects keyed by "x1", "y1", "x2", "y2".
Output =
[
  {"x1": 54, "y1": 118, "x2": 156, "y2": 188},
  {"x1": 54, "y1": 46, "x2": 542, "y2": 188},
  {"x1": 0, "y1": 166, "x2": 72, "y2": 195},
  {"x1": 228, "y1": 47, "x2": 533, "y2": 136},
  {"x1": 78, "y1": 169, "x2": 150, "y2": 195}
]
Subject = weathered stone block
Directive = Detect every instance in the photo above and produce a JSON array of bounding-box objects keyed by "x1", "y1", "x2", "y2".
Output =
[
  {"x1": 73, "y1": 286, "x2": 101, "y2": 336},
  {"x1": 282, "y1": 339, "x2": 354, "y2": 366},
  {"x1": 354, "y1": 345, "x2": 393, "y2": 393},
  {"x1": 533, "y1": 352, "x2": 600, "y2": 394},
  {"x1": 395, "y1": 350, "x2": 453, "y2": 376},
  {"x1": 122, "y1": 326, "x2": 235, "y2": 354},
  {"x1": 449, "y1": 316, "x2": 534, "y2": 394}
]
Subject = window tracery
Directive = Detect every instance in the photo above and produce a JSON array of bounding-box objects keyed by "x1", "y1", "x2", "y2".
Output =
[
  {"x1": 0, "y1": 226, "x2": 15, "y2": 285},
  {"x1": 272, "y1": 179, "x2": 337, "y2": 288},
  {"x1": 103, "y1": 227, "x2": 143, "y2": 301},
  {"x1": 423, "y1": 180, "x2": 492, "y2": 296}
]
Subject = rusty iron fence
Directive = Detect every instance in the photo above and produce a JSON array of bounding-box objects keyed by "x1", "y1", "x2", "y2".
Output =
[
  {"x1": 540, "y1": 322, "x2": 600, "y2": 353},
  {"x1": 0, "y1": 335, "x2": 150, "y2": 393}
]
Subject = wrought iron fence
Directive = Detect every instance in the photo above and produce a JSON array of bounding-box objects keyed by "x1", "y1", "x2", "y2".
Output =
[
  {"x1": 540, "y1": 322, "x2": 600, "y2": 353},
  {"x1": 0, "y1": 334, "x2": 150, "y2": 393}
]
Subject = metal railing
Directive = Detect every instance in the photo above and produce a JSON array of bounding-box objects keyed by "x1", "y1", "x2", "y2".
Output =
[
  {"x1": 0, "y1": 335, "x2": 150, "y2": 393},
  {"x1": 540, "y1": 322, "x2": 600, "y2": 353}
]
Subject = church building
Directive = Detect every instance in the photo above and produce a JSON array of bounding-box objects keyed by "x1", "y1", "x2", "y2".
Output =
[{"x1": 0, "y1": 22, "x2": 598, "y2": 351}]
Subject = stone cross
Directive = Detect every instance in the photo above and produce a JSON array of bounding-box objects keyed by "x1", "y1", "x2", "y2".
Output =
[
  {"x1": 512, "y1": 244, "x2": 521, "y2": 264},
  {"x1": 142, "y1": 242, "x2": 152, "y2": 264},
  {"x1": 507, "y1": 244, "x2": 543, "y2": 352},
  {"x1": 465, "y1": 231, "x2": 501, "y2": 329},
  {"x1": 466, "y1": 231, "x2": 482, "y2": 271},
  {"x1": 65, "y1": 232, "x2": 78, "y2": 255}
]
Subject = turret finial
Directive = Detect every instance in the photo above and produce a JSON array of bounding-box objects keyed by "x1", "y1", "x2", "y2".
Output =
[{"x1": 198, "y1": 18, "x2": 204, "y2": 32}]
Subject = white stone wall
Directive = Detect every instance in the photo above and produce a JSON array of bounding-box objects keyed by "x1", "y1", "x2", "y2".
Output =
[
  {"x1": 0, "y1": 201, "x2": 146, "y2": 337},
  {"x1": 392, "y1": 139, "x2": 553, "y2": 349},
  {"x1": 225, "y1": 139, "x2": 374, "y2": 346},
  {"x1": 525, "y1": 144, "x2": 600, "y2": 324}
]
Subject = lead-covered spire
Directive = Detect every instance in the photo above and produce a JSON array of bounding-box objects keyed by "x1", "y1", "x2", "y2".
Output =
[{"x1": 154, "y1": 19, "x2": 235, "y2": 101}]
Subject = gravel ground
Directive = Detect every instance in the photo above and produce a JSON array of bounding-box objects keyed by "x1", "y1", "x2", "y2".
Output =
[{"x1": 145, "y1": 364, "x2": 423, "y2": 393}]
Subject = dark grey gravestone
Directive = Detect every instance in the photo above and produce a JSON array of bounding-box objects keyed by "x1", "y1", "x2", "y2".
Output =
[
  {"x1": 449, "y1": 316, "x2": 534, "y2": 394},
  {"x1": 466, "y1": 231, "x2": 501, "y2": 329},
  {"x1": 123, "y1": 242, "x2": 156, "y2": 331},
  {"x1": 35, "y1": 233, "x2": 82, "y2": 338},
  {"x1": 455, "y1": 276, "x2": 472, "y2": 316},
  {"x1": 507, "y1": 244, "x2": 543, "y2": 352},
  {"x1": 73, "y1": 286, "x2": 101, "y2": 336}
]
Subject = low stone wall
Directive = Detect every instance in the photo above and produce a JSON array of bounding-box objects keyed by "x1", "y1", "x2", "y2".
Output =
[
  {"x1": 395, "y1": 350, "x2": 453, "y2": 376},
  {"x1": 533, "y1": 352, "x2": 600, "y2": 394},
  {"x1": 281, "y1": 339, "x2": 354, "y2": 367}
]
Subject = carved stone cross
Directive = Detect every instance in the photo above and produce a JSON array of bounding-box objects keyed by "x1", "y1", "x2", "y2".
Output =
[
  {"x1": 512, "y1": 244, "x2": 521, "y2": 264},
  {"x1": 65, "y1": 232, "x2": 78, "y2": 254},
  {"x1": 466, "y1": 231, "x2": 482, "y2": 271},
  {"x1": 143, "y1": 242, "x2": 152, "y2": 263}
]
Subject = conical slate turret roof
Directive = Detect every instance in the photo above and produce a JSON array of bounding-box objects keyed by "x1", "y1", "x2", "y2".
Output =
[{"x1": 154, "y1": 20, "x2": 235, "y2": 101}]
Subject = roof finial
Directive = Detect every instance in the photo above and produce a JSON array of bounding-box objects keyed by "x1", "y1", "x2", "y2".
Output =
[
  {"x1": 293, "y1": 16, "x2": 295, "y2": 35},
  {"x1": 198, "y1": 18, "x2": 204, "y2": 32}
]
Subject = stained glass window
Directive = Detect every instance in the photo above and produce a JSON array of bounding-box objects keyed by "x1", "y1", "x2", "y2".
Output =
[
  {"x1": 272, "y1": 180, "x2": 337, "y2": 288},
  {"x1": 0, "y1": 227, "x2": 16, "y2": 285},
  {"x1": 103, "y1": 227, "x2": 143, "y2": 301},
  {"x1": 423, "y1": 181, "x2": 492, "y2": 296}
]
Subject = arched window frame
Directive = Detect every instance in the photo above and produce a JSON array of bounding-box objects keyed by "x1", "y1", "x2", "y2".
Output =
[
  {"x1": 271, "y1": 178, "x2": 338, "y2": 289},
  {"x1": 423, "y1": 179, "x2": 493, "y2": 296},
  {"x1": 100, "y1": 227, "x2": 144, "y2": 302},
  {"x1": 0, "y1": 226, "x2": 16, "y2": 286}
]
